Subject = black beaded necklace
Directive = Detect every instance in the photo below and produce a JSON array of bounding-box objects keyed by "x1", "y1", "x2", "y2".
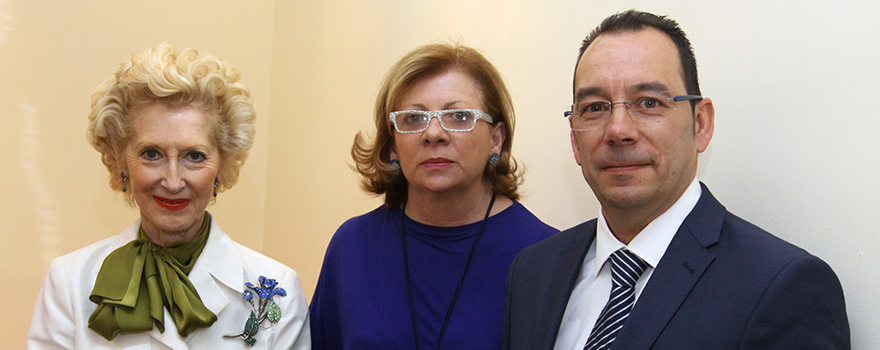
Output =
[{"x1": 401, "y1": 193, "x2": 496, "y2": 350}]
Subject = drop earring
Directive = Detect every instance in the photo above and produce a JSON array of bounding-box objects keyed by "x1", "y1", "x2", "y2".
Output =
[
  {"x1": 213, "y1": 178, "x2": 219, "y2": 197},
  {"x1": 121, "y1": 172, "x2": 127, "y2": 192},
  {"x1": 390, "y1": 159, "x2": 401, "y2": 172},
  {"x1": 488, "y1": 153, "x2": 500, "y2": 167}
]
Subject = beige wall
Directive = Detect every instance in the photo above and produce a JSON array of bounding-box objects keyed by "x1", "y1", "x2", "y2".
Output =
[
  {"x1": 3, "y1": 1, "x2": 879, "y2": 348},
  {"x1": 0, "y1": 1, "x2": 275, "y2": 347}
]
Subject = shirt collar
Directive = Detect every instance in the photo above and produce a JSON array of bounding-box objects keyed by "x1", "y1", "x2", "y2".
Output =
[{"x1": 594, "y1": 177, "x2": 702, "y2": 275}]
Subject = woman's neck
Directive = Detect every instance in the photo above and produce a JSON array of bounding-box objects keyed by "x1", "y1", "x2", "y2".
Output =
[
  {"x1": 141, "y1": 213, "x2": 205, "y2": 247},
  {"x1": 404, "y1": 182, "x2": 513, "y2": 227}
]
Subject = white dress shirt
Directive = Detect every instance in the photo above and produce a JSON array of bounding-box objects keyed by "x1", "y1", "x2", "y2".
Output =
[{"x1": 553, "y1": 178, "x2": 702, "y2": 350}]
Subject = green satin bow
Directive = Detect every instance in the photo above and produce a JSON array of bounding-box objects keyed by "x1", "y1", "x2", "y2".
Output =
[{"x1": 88, "y1": 213, "x2": 218, "y2": 340}]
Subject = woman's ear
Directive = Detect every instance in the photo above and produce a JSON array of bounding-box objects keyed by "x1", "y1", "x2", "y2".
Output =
[
  {"x1": 389, "y1": 144, "x2": 398, "y2": 161},
  {"x1": 491, "y1": 122, "x2": 506, "y2": 154}
]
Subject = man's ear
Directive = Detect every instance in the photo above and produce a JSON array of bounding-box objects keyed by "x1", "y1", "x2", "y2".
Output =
[
  {"x1": 693, "y1": 98, "x2": 715, "y2": 153},
  {"x1": 571, "y1": 130, "x2": 583, "y2": 166}
]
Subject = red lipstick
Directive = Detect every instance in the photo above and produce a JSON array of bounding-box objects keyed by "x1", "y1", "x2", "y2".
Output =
[{"x1": 154, "y1": 196, "x2": 191, "y2": 211}]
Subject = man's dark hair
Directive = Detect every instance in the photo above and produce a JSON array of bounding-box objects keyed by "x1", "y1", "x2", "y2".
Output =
[{"x1": 575, "y1": 10, "x2": 701, "y2": 106}]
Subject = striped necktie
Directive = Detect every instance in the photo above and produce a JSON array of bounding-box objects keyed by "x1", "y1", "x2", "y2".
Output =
[{"x1": 583, "y1": 248, "x2": 648, "y2": 350}]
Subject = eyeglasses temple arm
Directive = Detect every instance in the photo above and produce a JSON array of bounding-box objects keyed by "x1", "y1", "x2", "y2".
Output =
[{"x1": 672, "y1": 95, "x2": 703, "y2": 101}]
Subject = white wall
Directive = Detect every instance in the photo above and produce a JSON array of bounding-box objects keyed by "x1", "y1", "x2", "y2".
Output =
[
  {"x1": 266, "y1": 1, "x2": 880, "y2": 348},
  {"x1": 692, "y1": 1, "x2": 880, "y2": 344},
  {"x1": 3, "y1": 1, "x2": 877, "y2": 348}
]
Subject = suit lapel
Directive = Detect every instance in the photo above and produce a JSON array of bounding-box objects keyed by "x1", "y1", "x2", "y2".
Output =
[
  {"x1": 612, "y1": 183, "x2": 727, "y2": 349},
  {"x1": 540, "y1": 221, "x2": 597, "y2": 350}
]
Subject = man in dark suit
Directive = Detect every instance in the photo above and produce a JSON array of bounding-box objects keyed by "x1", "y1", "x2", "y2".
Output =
[{"x1": 503, "y1": 10, "x2": 849, "y2": 350}]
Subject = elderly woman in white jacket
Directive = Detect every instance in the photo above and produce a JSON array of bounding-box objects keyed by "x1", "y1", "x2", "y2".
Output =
[{"x1": 28, "y1": 43, "x2": 310, "y2": 350}]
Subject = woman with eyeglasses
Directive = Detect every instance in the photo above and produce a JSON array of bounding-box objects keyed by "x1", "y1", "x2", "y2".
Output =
[{"x1": 309, "y1": 42, "x2": 558, "y2": 350}]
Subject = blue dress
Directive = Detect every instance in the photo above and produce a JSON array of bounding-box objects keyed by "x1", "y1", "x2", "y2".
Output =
[{"x1": 310, "y1": 202, "x2": 558, "y2": 350}]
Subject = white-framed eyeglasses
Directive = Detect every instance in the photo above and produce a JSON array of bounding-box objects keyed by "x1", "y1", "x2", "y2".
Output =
[
  {"x1": 564, "y1": 95, "x2": 702, "y2": 131},
  {"x1": 389, "y1": 109, "x2": 495, "y2": 133}
]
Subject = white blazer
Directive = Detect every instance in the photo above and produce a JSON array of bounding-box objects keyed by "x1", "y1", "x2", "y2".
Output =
[{"x1": 28, "y1": 216, "x2": 311, "y2": 350}]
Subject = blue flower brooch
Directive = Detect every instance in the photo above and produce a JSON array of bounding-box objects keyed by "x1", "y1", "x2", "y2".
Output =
[{"x1": 224, "y1": 276, "x2": 287, "y2": 346}]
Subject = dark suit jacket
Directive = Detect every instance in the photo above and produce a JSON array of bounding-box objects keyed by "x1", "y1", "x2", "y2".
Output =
[{"x1": 503, "y1": 183, "x2": 849, "y2": 349}]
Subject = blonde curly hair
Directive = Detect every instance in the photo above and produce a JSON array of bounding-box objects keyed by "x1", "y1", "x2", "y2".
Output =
[{"x1": 86, "y1": 42, "x2": 255, "y2": 205}]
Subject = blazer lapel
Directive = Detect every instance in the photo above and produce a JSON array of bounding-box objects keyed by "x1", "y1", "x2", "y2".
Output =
[
  {"x1": 612, "y1": 183, "x2": 726, "y2": 349},
  {"x1": 191, "y1": 216, "x2": 242, "y2": 318},
  {"x1": 539, "y1": 221, "x2": 597, "y2": 350},
  {"x1": 145, "y1": 312, "x2": 189, "y2": 349}
]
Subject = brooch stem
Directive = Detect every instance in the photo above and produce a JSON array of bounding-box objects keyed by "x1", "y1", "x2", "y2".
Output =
[{"x1": 223, "y1": 276, "x2": 288, "y2": 347}]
